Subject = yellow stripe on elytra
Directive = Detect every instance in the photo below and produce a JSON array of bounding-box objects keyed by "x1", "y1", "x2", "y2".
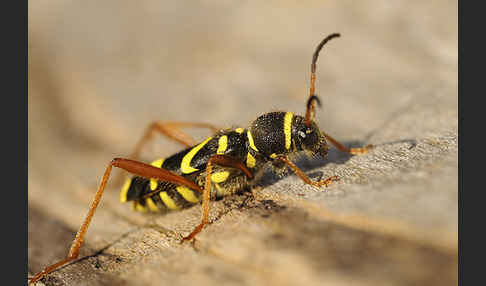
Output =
[
  {"x1": 246, "y1": 153, "x2": 256, "y2": 168},
  {"x1": 181, "y1": 137, "x2": 213, "y2": 174},
  {"x1": 149, "y1": 158, "x2": 165, "y2": 191},
  {"x1": 120, "y1": 178, "x2": 131, "y2": 203},
  {"x1": 176, "y1": 186, "x2": 200, "y2": 203},
  {"x1": 284, "y1": 112, "x2": 294, "y2": 150},
  {"x1": 150, "y1": 158, "x2": 165, "y2": 168},
  {"x1": 217, "y1": 135, "x2": 228, "y2": 155},
  {"x1": 235, "y1": 127, "x2": 244, "y2": 134},
  {"x1": 145, "y1": 197, "x2": 159, "y2": 212},
  {"x1": 211, "y1": 171, "x2": 230, "y2": 183},
  {"x1": 247, "y1": 131, "x2": 259, "y2": 152},
  {"x1": 160, "y1": 191, "x2": 179, "y2": 210}
]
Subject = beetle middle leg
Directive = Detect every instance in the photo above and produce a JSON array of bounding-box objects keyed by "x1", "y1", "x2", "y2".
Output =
[{"x1": 181, "y1": 155, "x2": 253, "y2": 242}]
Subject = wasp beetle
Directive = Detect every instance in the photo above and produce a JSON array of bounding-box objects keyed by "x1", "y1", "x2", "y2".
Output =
[{"x1": 29, "y1": 33, "x2": 373, "y2": 284}]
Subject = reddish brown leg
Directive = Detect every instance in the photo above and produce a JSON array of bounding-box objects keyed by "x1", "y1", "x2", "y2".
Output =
[
  {"x1": 181, "y1": 155, "x2": 253, "y2": 243},
  {"x1": 130, "y1": 121, "x2": 221, "y2": 159},
  {"x1": 29, "y1": 158, "x2": 204, "y2": 285},
  {"x1": 112, "y1": 121, "x2": 221, "y2": 187},
  {"x1": 322, "y1": 131, "x2": 373, "y2": 155},
  {"x1": 276, "y1": 155, "x2": 339, "y2": 188},
  {"x1": 180, "y1": 160, "x2": 213, "y2": 243}
]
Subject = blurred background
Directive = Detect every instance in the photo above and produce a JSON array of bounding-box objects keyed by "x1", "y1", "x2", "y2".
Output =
[{"x1": 29, "y1": 1, "x2": 457, "y2": 286}]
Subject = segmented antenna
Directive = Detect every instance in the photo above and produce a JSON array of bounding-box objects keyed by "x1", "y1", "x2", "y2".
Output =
[{"x1": 305, "y1": 33, "x2": 341, "y2": 126}]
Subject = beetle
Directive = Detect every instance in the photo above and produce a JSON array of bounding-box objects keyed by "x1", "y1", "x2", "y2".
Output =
[{"x1": 29, "y1": 33, "x2": 372, "y2": 284}]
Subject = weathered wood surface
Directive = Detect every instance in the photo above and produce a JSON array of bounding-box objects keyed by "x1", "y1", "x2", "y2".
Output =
[{"x1": 28, "y1": 1, "x2": 457, "y2": 285}]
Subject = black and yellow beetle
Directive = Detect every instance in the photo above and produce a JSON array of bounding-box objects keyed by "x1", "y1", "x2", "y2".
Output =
[{"x1": 29, "y1": 33, "x2": 373, "y2": 284}]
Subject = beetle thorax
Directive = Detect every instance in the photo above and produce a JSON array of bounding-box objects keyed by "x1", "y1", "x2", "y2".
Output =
[{"x1": 248, "y1": 111, "x2": 296, "y2": 157}]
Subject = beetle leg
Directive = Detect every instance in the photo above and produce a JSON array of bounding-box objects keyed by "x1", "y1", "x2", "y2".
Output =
[
  {"x1": 181, "y1": 155, "x2": 253, "y2": 242},
  {"x1": 29, "y1": 158, "x2": 205, "y2": 285},
  {"x1": 322, "y1": 131, "x2": 373, "y2": 155}
]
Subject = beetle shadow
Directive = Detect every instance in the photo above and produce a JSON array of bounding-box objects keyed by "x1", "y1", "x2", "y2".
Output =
[{"x1": 252, "y1": 138, "x2": 417, "y2": 189}]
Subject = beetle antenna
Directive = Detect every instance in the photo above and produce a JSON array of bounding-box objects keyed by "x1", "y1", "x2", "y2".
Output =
[{"x1": 305, "y1": 33, "x2": 340, "y2": 126}]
